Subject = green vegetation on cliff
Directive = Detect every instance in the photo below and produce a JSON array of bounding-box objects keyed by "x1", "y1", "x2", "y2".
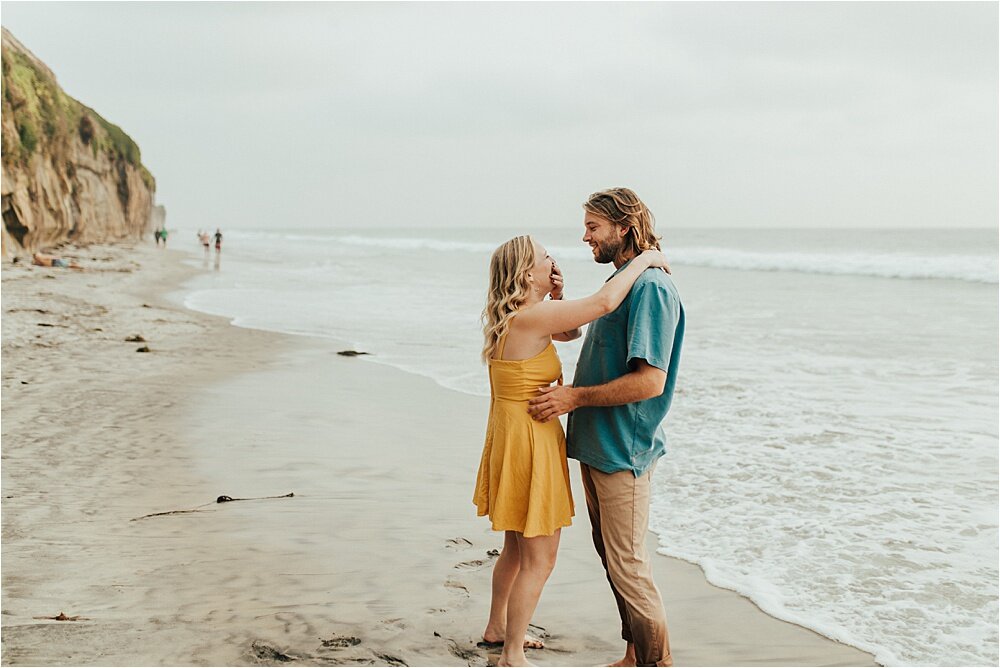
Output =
[{"x1": 1, "y1": 40, "x2": 154, "y2": 190}]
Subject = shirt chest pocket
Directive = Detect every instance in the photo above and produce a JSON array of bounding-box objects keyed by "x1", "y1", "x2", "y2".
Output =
[{"x1": 593, "y1": 310, "x2": 626, "y2": 349}]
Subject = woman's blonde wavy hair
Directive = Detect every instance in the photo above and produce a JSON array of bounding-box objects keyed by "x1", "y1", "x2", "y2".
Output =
[
  {"x1": 584, "y1": 187, "x2": 661, "y2": 265},
  {"x1": 481, "y1": 235, "x2": 536, "y2": 362}
]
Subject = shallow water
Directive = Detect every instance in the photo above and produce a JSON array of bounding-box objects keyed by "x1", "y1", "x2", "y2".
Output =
[{"x1": 180, "y1": 226, "x2": 999, "y2": 666}]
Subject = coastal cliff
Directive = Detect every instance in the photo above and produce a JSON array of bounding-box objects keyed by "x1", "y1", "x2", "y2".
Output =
[{"x1": 1, "y1": 28, "x2": 157, "y2": 257}]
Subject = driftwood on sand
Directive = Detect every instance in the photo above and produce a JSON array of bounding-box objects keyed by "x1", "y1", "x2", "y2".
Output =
[{"x1": 130, "y1": 493, "x2": 294, "y2": 521}]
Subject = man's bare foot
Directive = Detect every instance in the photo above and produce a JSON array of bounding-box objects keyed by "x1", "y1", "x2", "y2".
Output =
[
  {"x1": 498, "y1": 655, "x2": 535, "y2": 667},
  {"x1": 607, "y1": 644, "x2": 637, "y2": 667}
]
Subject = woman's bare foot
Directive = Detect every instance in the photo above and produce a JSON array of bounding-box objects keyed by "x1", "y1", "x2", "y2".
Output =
[
  {"x1": 481, "y1": 632, "x2": 545, "y2": 649},
  {"x1": 498, "y1": 654, "x2": 536, "y2": 667}
]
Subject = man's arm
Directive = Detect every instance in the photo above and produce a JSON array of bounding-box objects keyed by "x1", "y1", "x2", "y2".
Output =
[
  {"x1": 527, "y1": 359, "x2": 666, "y2": 423},
  {"x1": 552, "y1": 328, "x2": 582, "y2": 342}
]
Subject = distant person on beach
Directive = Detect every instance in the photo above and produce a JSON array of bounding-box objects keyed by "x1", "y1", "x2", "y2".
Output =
[
  {"x1": 474, "y1": 233, "x2": 669, "y2": 667},
  {"x1": 32, "y1": 252, "x2": 82, "y2": 270},
  {"x1": 214, "y1": 228, "x2": 223, "y2": 254},
  {"x1": 154, "y1": 228, "x2": 162, "y2": 246},
  {"x1": 160, "y1": 226, "x2": 169, "y2": 248},
  {"x1": 198, "y1": 231, "x2": 211, "y2": 258},
  {"x1": 527, "y1": 188, "x2": 684, "y2": 667}
]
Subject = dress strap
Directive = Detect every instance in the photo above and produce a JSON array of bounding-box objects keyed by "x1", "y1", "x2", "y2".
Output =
[
  {"x1": 487, "y1": 330, "x2": 508, "y2": 400},
  {"x1": 496, "y1": 329, "x2": 509, "y2": 360}
]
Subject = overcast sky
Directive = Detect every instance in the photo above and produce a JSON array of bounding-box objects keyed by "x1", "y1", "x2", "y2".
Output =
[{"x1": 2, "y1": 1, "x2": 997, "y2": 230}]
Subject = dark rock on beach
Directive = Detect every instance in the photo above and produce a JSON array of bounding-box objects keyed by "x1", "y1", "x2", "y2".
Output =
[{"x1": 320, "y1": 635, "x2": 362, "y2": 648}]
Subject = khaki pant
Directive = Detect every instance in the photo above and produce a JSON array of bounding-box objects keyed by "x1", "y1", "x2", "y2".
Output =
[{"x1": 581, "y1": 463, "x2": 672, "y2": 667}]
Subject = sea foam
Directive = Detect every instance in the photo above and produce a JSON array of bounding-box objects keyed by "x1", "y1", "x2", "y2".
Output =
[{"x1": 326, "y1": 234, "x2": 999, "y2": 284}]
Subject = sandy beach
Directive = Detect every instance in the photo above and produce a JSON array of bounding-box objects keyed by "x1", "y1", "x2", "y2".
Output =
[{"x1": 1, "y1": 244, "x2": 878, "y2": 667}]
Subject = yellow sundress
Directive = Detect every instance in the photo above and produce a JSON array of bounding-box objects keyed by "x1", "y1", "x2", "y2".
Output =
[{"x1": 473, "y1": 332, "x2": 574, "y2": 538}]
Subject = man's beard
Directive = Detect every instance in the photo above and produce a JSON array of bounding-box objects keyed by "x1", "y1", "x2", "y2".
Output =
[{"x1": 593, "y1": 236, "x2": 625, "y2": 264}]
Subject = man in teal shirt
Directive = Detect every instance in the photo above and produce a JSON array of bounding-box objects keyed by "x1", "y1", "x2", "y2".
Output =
[{"x1": 529, "y1": 188, "x2": 684, "y2": 667}]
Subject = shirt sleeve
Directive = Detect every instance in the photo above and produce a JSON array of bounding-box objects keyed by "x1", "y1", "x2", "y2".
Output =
[{"x1": 626, "y1": 277, "x2": 679, "y2": 372}]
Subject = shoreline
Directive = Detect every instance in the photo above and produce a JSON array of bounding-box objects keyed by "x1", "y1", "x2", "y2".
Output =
[{"x1": 2, "y1": 244, "x2": 877, "y2": 666}]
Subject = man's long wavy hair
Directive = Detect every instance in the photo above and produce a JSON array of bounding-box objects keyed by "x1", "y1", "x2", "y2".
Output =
[
  {"x1": 481, "y1": 235, "x2": 535, "y2": 363},
  {"x1": 584, "y1": 187, "x2": 661, "y2": 265}
]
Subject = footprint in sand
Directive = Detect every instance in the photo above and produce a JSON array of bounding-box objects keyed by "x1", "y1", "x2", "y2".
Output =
[
  {"x1": 452, "y1": 548, "x2": 500, "y2": 573},
  {"x1": 248, "y1": 640, "x2": 300, "y2": 663},
  {"x1": 527, "y1": 623, "x2": 549, "y2": 639},
  {"x1": 444, "y1": 578, "x2": 470, "y2": 596},
  {"x1": 373, "y1": 652, "x2": 408, "y2": 666},
  {"x1": 445, "y1": 537, "x2": 473, "y2": 550},
  {"x1": 446, "y1": 639, "x2": 484, "y2": 663}
]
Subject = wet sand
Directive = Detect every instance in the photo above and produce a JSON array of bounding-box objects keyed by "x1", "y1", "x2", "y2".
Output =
[{"x1": 1, "y1": 243, "x2": 878, "y2": 666}]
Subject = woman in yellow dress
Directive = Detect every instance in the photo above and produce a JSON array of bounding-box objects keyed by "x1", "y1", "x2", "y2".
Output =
[{"x1": 474, "y1": 235, "x2": 668, "y2": 666}]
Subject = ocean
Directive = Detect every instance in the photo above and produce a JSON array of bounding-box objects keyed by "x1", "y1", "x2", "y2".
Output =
[{"x1": 178, "y1": 225, "x2": 998, "y2": 666}]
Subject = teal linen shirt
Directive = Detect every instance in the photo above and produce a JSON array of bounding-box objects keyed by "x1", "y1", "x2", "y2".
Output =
[{"x1": 566, "y1": 263, "x2": 685, "y2": 476}]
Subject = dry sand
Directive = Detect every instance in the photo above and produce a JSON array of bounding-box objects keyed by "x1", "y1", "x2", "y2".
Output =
[{"x1": 1, "y1": 244, "x2": 877, "y2": 666}]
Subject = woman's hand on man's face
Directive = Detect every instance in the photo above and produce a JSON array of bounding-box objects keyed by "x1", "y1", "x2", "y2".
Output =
[{"x1": 549, "y1": 262, "x2": 564, "y2": 300}]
